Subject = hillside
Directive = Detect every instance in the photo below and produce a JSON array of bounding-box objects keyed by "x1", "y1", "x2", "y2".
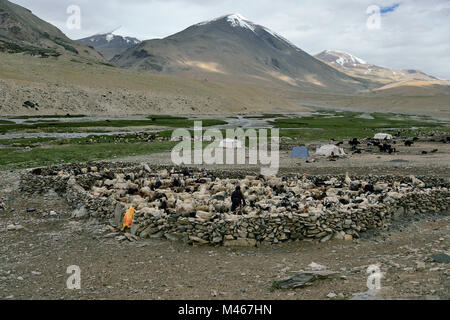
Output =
[
  {"x1": 112, "y1": 14, "x2": 366, "y2": 93},
  {"x1": 0, "y1": 52, "x2": 308, "y2": 116},
  {"x1": 0, "y1": 0, "x2": 103, "y2": 60}
]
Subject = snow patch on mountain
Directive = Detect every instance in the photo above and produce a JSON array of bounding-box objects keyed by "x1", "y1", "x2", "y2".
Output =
[
  {"x1": 326, "y1": 50, "x2": 367, "y2": 65},
  {"x1": 197, "y1": 13, "x2": 254, "y2": 30},
  {"x1": 226, "y1": 14, "x2": 256, "y2": 31},
  {"x1": 196, "y1": 14, "x2": 301, "y2": 51}
]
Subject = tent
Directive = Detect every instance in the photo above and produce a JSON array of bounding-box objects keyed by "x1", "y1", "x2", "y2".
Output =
[
  {"x1": 218, "y1": 138, "x2": 244, "y2": 149},
  {"x1": 374, "y1": 133, "x2": 393, "y2": 140},
  {"x1": 290, "y1": 146, "x2": 310, "y2": 158},
  {"x1": 315, "y1": 145, "x2": 346, "y2": 157}
]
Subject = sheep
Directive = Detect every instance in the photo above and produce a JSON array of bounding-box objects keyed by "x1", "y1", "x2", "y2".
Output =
[
  {"x1": 196, "y1": 211, "x2": 216, "y2": 221},
  {"x1": 176, "y1": 200, "x2": 195, "y2": 217},
  {"x1": 410, "y1": 175, "x2": 425, "y2": 188}
]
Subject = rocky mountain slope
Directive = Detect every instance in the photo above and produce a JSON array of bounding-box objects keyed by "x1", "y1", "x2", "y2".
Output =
[
  {"x1": 0, "y1": 3, "x2": 448, "y2": 117},
  {"x1": 111, "y1": 14, "x2": 366, "y2": 93},
  {"x1": 315, "y1": 50, "x2": 438, "y2": 85},
  {"x1": 0, "y1": 51, "x2": 306, "y2": 116},
  {"x1": 76, "y1": 33, "x2": 141, "y2": 60},
  {"x1": 0, "y1": 0, "x2": 103, "y2": 60}
]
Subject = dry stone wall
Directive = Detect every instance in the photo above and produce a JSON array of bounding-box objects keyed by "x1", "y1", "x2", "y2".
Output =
[{"x1": 20, "y1": 162, "x2": 450, "y2": 246}]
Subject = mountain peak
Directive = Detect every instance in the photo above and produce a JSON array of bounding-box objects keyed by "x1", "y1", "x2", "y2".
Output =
[
  {"x1": 315, "y1": 50, "x2": 438, "y2": 83},
  {"x1": 76, "y1": 33, "x2": 141, "y2": 60},
  {"x1": 112, "y1": 14, "x2": 365, "y2": 93},
  {"x1": 193, "y1": 13, "x2": 299, "y2": 50},
  {"x1": 197, "y1": 13, "x2": 256, "y2": 31},
  {"x1": 225, "y1": 14, "x2": 255, "y2": 30},
  {"x1": 320, "y1": 50, "x2": 367, "y2": 66}
]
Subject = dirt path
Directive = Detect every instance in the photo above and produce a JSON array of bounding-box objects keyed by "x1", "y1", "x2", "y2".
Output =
[{"x1": 0, "y1": 170, "x2": 448, "y2": 300}]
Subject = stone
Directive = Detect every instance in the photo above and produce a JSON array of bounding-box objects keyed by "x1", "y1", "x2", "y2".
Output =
[
  {"x1": 130, "y1": 223, "x2": 140, "y2": 236},
  {"x1": 113, "y1": 203, "x2": 124, "y2": 227},
  {"x1": 140, "y1": 226, "x2": 159, "y2": 238},
  {"x1": 212, "y1": 236, "x2": 223, "y2": 243},
  {"x1": 273, "y1": 270, "x2": 339, "y2": 289},
  {"x1": 149, "y1": 231, "x2": 164, "y2": 239},
  {"x1": 344, "y1": 234, "x2": 353, "y2": 241},
  {"x1": 431, "y1": 253, "x2": 450, "y2": 264},
  {"x1": 309, "y1": 262, "x2": 327, "y2": 271},
  {"x1": 189, "y1": 236, "x2": 209, "y2": 244},
  {"x1": 327, "y1": 292, "x2": 337, "y2": 299},
  {"x1": 334, "y1": 231, "x2": 345, "y2": 240},
  {"x1": 26, "y1": 207, "x2": 36, "y2": 213},
  {"x1": 165, "y1": 232, "x2": 184, "y2": 242},
  {"x1": 104, "y1": 232, "x2": 120, "y2": 238}
]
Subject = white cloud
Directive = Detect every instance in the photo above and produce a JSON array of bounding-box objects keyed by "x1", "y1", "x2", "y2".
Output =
[{"x1": 9, "y1": 0, "x2": 450, "y2": 79}]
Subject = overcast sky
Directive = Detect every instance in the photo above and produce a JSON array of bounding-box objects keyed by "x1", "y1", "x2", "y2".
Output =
[{"x1": 11, "y1": 0, "x2": 450, "y2": 79}]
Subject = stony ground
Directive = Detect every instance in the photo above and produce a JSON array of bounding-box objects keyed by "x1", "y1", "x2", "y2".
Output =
[{"x1": 0, "y1": 168, "x2": 448, "y2": 300}]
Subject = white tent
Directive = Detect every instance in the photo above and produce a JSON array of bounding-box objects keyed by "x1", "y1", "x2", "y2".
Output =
[
  {"x1": 374, "y1": 133, "x2": 393, "y2": 140},
  {"x1": 219, "y1": 138, "x2": 244, "y2": 149},
  {"x1": 315, "y1": 144, "x2": 346, "y2": 157}
]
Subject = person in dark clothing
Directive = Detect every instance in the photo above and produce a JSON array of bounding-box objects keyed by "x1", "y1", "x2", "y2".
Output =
[{"x1": 231, "y1": 186, "x2": 246, "y2": 212}]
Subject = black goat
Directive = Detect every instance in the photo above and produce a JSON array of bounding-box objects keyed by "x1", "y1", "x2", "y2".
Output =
[{"x1": 349, "y1": 138, "x2": 360, "y2": 147}]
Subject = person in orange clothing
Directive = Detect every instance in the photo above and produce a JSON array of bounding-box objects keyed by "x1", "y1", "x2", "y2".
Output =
[{"x1": 121, "y1": 205, "x2": 136, "y2": 231}]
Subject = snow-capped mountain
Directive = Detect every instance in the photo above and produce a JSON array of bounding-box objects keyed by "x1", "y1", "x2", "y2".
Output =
[
  {"x1": 111, "y1": 14, "x2": 365, "y2": 93},
  {"x1": 76, "y1": 34, "x2": 141, "y2": 60},
  {"x1": 316, "y1": 50, "x2": 367, "y2": 68},
  {"x1": 315, "y1": 50, "x2": 437, "y2": 84}
]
